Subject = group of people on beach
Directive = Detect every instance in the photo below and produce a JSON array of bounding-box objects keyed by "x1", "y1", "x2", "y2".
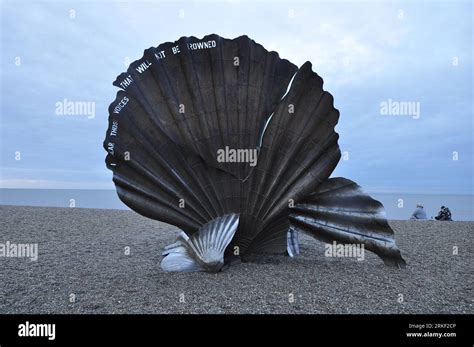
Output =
[{"x1": 410, "y1": 204, "x2": 452, "y2": 221}]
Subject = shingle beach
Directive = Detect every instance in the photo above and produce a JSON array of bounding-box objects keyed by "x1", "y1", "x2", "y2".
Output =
[{"x1": 0, "y1": 205, "x2": 472, "y2": 314}]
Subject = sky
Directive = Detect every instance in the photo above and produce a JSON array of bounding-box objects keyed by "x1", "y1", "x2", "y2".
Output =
[{"x1": 0, "y1": 0, "x2": 472, "y2": 195}]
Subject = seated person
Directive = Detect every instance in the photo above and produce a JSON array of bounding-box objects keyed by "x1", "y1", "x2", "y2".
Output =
[
  {"x1": 410, "y1": 203, "x2": 427, "y2": 220},
  {"x1": 435, "y1": 206, "x2": 452, "y2": 221}
]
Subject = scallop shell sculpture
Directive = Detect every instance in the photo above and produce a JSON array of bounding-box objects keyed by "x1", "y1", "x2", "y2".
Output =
[{"x1": 104, "y1": 34, "x2": 406, "y2": 272}]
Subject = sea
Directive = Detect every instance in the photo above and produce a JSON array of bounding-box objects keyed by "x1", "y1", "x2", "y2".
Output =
[{"x1": 0, "y1": 189, "x2": 472, "y2": 221}]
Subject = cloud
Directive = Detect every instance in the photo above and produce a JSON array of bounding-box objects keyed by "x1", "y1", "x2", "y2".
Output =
[{"x1": 0, "y1": 0, "x2": 472, "y2": 195}]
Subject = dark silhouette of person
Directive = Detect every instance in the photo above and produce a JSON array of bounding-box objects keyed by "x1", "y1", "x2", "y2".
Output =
[{"x1": 435, "y1": 206, "x2": 452, "y2": 221}]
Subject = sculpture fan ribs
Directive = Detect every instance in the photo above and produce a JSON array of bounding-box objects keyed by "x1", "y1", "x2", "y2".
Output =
[{"x1": 104, "y1": 34, "x2": 406, "y2": 273}]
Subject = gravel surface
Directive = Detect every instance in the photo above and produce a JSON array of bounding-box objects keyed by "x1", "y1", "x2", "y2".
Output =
[{"x1": 0, "y1": 205, "x2": 472, "y2": 314}]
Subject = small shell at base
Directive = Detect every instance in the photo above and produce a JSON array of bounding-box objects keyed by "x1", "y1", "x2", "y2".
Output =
[{"x1": 161, "y1": 213, "x2": 240, "y2": 273}]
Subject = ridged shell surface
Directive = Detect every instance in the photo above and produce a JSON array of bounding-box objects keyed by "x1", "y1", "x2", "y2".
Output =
[{"x1": 104, "y1": 34, "x2": 406, "y2": 270}]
